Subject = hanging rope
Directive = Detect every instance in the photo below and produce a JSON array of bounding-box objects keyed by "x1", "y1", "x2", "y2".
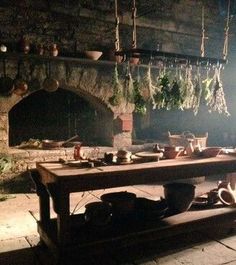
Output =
[
  {"x1": 200, "y1": 6, "x2": 205, "y2": 57},
  {"x1": 132, "y1": 0, "x2": 137, "y2": 49},
  {"x1": 223, "y1": 0, "x2": 231, "y2": 60},
  {"x1": 114, "y1": 0, "x2": 120, "y2": 51}
]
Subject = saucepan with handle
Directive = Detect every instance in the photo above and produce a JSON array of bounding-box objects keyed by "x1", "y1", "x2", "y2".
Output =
[
  {"x1": 13, "y1": 58, "x2": 28, "y2": 96},
  {"x1": 43, "y1": 60, "x2": 59, "y2": 92}
]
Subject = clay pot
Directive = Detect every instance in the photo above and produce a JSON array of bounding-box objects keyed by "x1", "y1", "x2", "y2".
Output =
[
  {"x1": 218, "y1": 188, "x2": 236, "y2": 206},
  {"x1": 108, "y1": 49, "x2": 123, "y2": 63},
  {"x1": 13, "y1": 80, "x2": 28, "y2": 96},
  {"x1": 51, "y1": 43, "x2": 58, "y2": 57},
  {"x1": 20, "y1": 37, "x2": 30, "y2": 54},
  {"x1": 164, "y1": 150, "x2": 181, "y2": 159},
  {"x1": 37, "y1": 44, "x2": 44, "y2": 56},
  {"x1": 84, "y1": 201, "x2": 112, "y2": 226},
  {"x1": 201, "y1": 147, "x2": 222, "y2": 158},
  {"x1": 101, "y1": 191, "x2": 136, "y2": 217},
  {"x1": 84, "y1": 51, "x2": 103, "y2": 60},
  {"x1": 164, "y1": 146, "x2": 181, "y2": 159},
  {"x1": 129, "y1": 52, "x2": 140, "y2": 65},
  {"x1": 129, "y1": 57, "x2": 139, "y2": 65},
  {"x1": 163, "y1": 183, "x2": 195, "y2": 213}
]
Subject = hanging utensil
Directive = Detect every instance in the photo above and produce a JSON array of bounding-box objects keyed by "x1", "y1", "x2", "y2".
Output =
[
  {"x1": 43, "y1": 60, "x2": 59, "y2": 92},
  {"x1": 130, "y1": 0, "x2": 140, "y2": 64},
  {"x1": 13, "y1": 59, "x2": 28, "y2": 96},
  {"x1": 0, "y1": 59, "x2": 14, "y2": 96}
]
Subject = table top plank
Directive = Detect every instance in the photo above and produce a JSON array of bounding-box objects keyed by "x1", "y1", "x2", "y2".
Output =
[{"x1": 36, "y1": 155, "x2": 236, "y2": 192}]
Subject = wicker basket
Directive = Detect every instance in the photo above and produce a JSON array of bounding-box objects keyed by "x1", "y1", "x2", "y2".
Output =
[{"x1": 168, "y1": 131, "x2": 208, "y2": 148}]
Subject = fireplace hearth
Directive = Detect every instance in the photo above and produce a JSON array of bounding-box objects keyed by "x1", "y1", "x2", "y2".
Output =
[{"x1": 0, "y1": 53, "x2": 134, "y2": 151}]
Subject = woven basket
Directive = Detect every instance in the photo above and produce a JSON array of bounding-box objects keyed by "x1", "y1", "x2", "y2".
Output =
[{"x1": 168, "y1": 131, "x2": 208, "y2": 148}]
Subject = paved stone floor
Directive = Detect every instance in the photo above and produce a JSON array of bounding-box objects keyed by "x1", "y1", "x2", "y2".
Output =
[{"x1": 0, "y1": 178, "x2": 236, "y2": 265}]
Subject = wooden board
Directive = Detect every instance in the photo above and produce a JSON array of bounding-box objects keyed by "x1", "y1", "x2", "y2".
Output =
[
  {"x1": 37, "y1": 155, "x2": 236, "y2": 192},
  {"x1": 37, "y1": 206, "x2": 236, "y2": 251},
  {"x1": 135, "y1": 151, "x2": 163, "y2": 159}
]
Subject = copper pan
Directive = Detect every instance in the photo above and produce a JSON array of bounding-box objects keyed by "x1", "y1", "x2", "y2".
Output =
[
  {"x1": 13, "y1": 59, "x2": 28, "y2": 96},
  {"x1": 43, "y1": 61, "x2": 59, "y2": 92}
]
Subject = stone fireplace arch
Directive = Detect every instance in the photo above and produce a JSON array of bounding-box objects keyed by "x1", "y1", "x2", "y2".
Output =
[
  {"x1": 0, "y1": 56, "x2": 134, "y2": 150},
  {"x1": 8, "y1": 88, "x2": 115, "y2": 147}
]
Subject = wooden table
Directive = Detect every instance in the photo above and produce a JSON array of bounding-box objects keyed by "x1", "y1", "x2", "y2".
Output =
[{"x1": 34, "y1": 155, "x2": 236, "y2": 262}]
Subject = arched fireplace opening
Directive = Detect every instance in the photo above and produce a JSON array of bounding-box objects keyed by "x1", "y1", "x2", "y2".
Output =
[{"x1": 9, "y1": 88, "x2": 113, "y2": 147}]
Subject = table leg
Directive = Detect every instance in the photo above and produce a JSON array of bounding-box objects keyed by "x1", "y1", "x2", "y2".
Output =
[
  {"x1": 47, "y1": 184, "x2": 71, "y2": 246},
  {"x1": 30, "y1": 169, "x2": 50, "y2": 225},
  {"x1": 57, "y1": 191, "x2": 70, "y2": 246},
  {"x1": 39, "y1": 189, "x2": 50, "y2": 226}
]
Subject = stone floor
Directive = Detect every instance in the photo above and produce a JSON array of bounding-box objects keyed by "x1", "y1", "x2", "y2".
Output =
[{"x1": 0, "y1": 178, "x2": 236, "y2": 265}]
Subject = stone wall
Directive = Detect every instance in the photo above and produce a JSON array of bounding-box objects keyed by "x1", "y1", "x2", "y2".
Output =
[{"x1": 0, "y1": 1, "x2": 229, "y2": 57}]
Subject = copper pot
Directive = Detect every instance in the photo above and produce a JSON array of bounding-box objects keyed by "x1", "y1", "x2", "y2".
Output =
[
  {"x1": 13, "y1": 59, "x2": 28, "y2": 96},
  {"x1": 43, "y1": 61, "x2": 59, "y2": 92}
]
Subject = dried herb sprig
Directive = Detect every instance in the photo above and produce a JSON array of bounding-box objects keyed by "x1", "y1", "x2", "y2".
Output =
[
  {"x1": 109, "y1": 63, "x2": 123, "y2": 106},
  {"x1": 133, "y1": 67, "x2": 147, "y2": 114},
  {"x1": 208, "y1": 68, "x2": 230, "y2": 116}
]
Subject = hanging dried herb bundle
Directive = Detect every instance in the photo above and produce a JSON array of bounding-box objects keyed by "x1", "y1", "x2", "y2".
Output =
[
  {"x1": 202, "y1": 76, "x2": 213, "y2": 103},
  {"x1": 124, "y1": 63, "x2": 134, "y2": 103},
  {"x1": 170, "y1": 77, "x2": 184, "y2": 109},
  {"x1": 141, "y1": 63, "x2": 157, "y2": 105},
  {"x1": 201, "y1": 67, "x2": 213, "y2": 104},
  {"x1": 133, "y1": 71, "x2": 147, "y2": 115},
  {"x1": 109, "y1": 63, "x2": 123, "y2": 106},
  {"x1": 181, "y1": 67, "x2": 195, "y2": 109},
  {"x1": 192, "y1": 68, "x2": 202, "y2": 115},
  {"x1": 208, "y1": 68, "x2": 230, "y2": 116},
  {"x1": 153, "y1": 73, "x2": 172, "y2": 109}
]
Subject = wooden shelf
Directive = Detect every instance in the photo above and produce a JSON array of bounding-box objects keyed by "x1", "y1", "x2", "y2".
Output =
[
  {"x1": 0, "y1": 51, "x2": 116, "y2": 66},
  {"x1": 115, "y1": 48, "x2": 227, "y2": 65},
  {"x1": 38, "y1": 206, "x2": 236, "y2": 254}
]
